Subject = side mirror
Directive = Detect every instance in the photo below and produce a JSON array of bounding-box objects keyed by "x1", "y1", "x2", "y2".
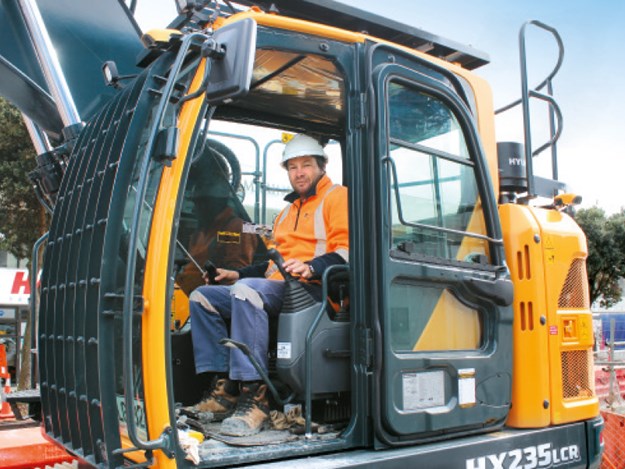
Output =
[{"x1": 204, "y1": 18, "x2": 257, "y2": 105}]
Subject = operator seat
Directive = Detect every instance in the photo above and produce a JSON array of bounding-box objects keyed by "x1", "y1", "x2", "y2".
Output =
[{"x1": 274, "y1": 261, "x2": 351, "y2": 400}]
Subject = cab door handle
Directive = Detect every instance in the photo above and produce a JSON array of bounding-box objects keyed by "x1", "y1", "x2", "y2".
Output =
[{"x1": 463, "y1": 275, "x2": 513, "y2": 307}]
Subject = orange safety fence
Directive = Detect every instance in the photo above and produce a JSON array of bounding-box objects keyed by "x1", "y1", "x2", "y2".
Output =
[{"x1": 601, "y1": 409, "x2": 625, "y2": 469}]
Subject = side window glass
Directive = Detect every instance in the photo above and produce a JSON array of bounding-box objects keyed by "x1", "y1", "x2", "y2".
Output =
[
  {"x1": 175, "y1": 137, "x2": 260, "y2": 296},
  {"x1": 174, "y1": 123, "x2": 344, "y2": 297},
  {"x1": 390, "y1": 282, "x2": 482, "y2": 352},
  {"x1": 386, "y1": 81, "x2": 490, "y2": 264}
]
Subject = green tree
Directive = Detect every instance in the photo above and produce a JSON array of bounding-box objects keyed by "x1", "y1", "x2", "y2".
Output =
[
  {"x1": 0, "y1": 97, "x2": 48, "y2": 259},
  {"x1": 575, "y1": 206, "x2": 625, "y2": 308}
]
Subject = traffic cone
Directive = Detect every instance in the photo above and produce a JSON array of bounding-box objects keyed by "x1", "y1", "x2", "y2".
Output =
[{"x1": 0, "y1": 344, "x2": 15, "y2": 420}]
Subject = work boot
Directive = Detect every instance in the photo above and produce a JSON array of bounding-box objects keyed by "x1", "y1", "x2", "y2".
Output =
[
  {"x1": 219, "y1": 382, "x2": 270, "y2": 437},
  {"x1": 184, "y1": 377, "x2": 239, "y2": 423}
]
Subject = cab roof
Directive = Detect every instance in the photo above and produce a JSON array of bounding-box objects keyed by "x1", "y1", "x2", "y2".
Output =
[{"x1": 236, "y1": 0, "x2": 489, "y2": 70}]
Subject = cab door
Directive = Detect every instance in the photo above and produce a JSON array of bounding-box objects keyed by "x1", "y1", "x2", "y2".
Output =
[{"x1": 368, "y1": 44, "x2": 514, "y2": 444}]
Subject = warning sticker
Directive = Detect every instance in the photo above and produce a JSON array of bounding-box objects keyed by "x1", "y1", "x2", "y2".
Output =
[
  {"x1": 402, "y1": 371, "x2": 445, "y2": 411},
  {"x1": 458, "y1": 368, "x2": 476, "y2": 407},
  {"x1": 277, "y1": 342, "x2": 291, "y2": 359}
]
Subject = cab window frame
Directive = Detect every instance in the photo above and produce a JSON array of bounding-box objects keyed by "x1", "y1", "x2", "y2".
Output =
[{"x1": 381, "y1": 71, "x2": 503, "y2": 270}]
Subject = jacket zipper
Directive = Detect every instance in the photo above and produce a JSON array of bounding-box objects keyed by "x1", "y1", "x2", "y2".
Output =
[{"x1": 293, "y1": 200, "x2": 302, "y2": 231}]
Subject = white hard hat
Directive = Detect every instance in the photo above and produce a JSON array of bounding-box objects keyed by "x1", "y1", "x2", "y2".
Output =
[{"x1": 281, "y1": 134, "x2": 327, "y2": 167}]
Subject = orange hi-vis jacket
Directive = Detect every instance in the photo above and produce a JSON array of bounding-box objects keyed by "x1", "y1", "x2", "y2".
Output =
[{"x1": 266, "y1": 174, "x2": 349, "y2": 281}]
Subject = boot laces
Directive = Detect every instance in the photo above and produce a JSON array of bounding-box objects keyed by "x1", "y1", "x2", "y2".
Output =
[{"x1": 233, "y1": 389, "x2": 256, "y2": 416}]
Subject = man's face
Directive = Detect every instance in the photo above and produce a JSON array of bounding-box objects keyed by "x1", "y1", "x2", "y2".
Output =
[{"x1": 286, "y1": 156, "x2": 324, "y2": 197}]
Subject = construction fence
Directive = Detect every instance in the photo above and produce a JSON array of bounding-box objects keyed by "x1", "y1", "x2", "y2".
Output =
[{"x1": 594, "y1": 313, "x2": 625, "y2": 469}]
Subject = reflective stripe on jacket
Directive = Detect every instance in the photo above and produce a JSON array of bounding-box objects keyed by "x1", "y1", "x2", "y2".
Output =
[{"x1": 266, "y1": 174, "x2": 348, "y2": 280}]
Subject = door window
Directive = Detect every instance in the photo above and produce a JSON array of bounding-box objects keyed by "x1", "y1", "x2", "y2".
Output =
[
  {"x1": 386, "y1": 81, "x2": 489, "y2": 264},
  {"x1": 390, "y1": 282, "x2": 481, "y2": 352},
  {"x1": 385, "y1": 80, "x2": 489, "y2": 352}
]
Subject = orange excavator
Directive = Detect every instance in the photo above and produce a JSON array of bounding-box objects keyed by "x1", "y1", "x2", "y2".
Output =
[{"x1": 0, "y1": 1, "x2": 602, "y2": 467}]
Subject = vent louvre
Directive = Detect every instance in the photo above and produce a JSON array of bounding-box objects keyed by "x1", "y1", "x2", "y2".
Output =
[{"x1": 558, "y1": 258, "x2": 589, "y2": 308}]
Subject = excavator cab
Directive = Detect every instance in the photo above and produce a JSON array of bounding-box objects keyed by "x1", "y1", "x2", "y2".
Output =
[
  {"x1": 152, "y1": 15, "x2": 357, "y2": 438},
  {"x1": 1, "y1": 1, "x2": 603, "y2": 468},
  {"x1": 6, "y1": 3, "x2": 514, "y2": 465}
]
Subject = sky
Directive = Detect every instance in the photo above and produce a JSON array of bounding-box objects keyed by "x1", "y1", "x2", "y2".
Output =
[{"x1": 134, "y1": 0, "x2": 625, "y2": 215}]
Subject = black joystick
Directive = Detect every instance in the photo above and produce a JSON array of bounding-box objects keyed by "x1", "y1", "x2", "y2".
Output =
[
  {"x1": 204, "y1": 261, "x2": 218, "y2": 284},
  {"x1": 267, "y1": 248, "x2": 294, "y2": 281},
  {"x1": 267, "y1": 248, "x2": 317, "y2": 313}
]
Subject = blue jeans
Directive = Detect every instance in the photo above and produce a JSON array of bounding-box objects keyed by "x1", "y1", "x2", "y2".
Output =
[{"x1": 189, "y1": 278, "x2": 285, "y2": 381}]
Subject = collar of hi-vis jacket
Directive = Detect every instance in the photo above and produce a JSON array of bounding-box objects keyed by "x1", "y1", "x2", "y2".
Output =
[{"x1": 282, "y1": 172, "x2": 330, "y2": 204}]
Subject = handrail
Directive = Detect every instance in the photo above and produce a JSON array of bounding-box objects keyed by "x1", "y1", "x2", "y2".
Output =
[
  {"x1": 495, "y1": 20, "x2": 565, "y2": 198},
  {"x1": 383, "y1": 155, "x2": 504, "y2": 245},
  {"x1": 122, "y1": 31, "x2": 207, "y2": 453},
  {"x1": 208, "y1": 130, "x2": 262, "y2": 222},
  {"x1": 304, "y1": 263, "x2": 349, "y2": 437},
  {"x1": 261, "y1": 139, "x2": 284, "y2": 224},
  {"x1": 519, "y1": 21, "x2": 564, "y2": 195},
  {"x1": 30, "y1": 231, "x2": 48, "y2": 388}
]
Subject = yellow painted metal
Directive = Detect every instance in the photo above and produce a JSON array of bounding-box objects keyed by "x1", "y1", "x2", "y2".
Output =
[
  {"x1": 531, "y1": 208, "x2": 599, "y2": 425},
  {"x1": 463, "y1": 74, "x2": 499, "y2": 199},
  {"x1": 139, "y1": 60, "x2": 208, "y2": 468},
  {"x1": 221, "y1": 7, "x2": 368, "y2": 45},
  {"x1": 413, "y1": 289, "x2": 481, "y2": 351},
  {"x1": 501, "y1": 204, "x2": 599, "y2": 428},
  {"x1": 118, "y1": 435, "x2": 147, "y2": 465},
  {"x1": 171, "y1": 284, "x2": 190, "y2": 330},
  {"x1": 455, "y1": 199, "x2": 490, "y2": 261},
  {"x1": 141, "y1": 28, "x2": 183, "y2": 48},
  {"x1": 500, "y1": 203, "x2": 551, "y2": 428}
]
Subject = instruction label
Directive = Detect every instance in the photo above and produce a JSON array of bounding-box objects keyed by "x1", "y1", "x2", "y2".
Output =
[
  {"x1": 402, "y1": 370, "x2": 445, "y2": 411},
  {"x1": 277, "y1": 342, "x2": 291, "y2": 359}
]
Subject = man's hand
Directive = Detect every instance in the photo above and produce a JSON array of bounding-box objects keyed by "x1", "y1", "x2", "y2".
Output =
[
  {"x1": 203, "y1": 268, "x2": 240, "y2": 285},
  {"x1": 283, "y1": 258, "x2": 313, "y2": 279}
]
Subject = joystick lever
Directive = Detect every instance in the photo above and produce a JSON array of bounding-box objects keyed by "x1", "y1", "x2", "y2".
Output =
[
  {"x1": 266, "y1": 248, "x2": 316, "y2": 312},
  {"x1": 267, "y1": 248, "x2": 295, "y2": 282}
]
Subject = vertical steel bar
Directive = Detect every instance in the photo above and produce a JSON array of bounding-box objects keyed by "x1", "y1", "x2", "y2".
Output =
[
  {"x1": 30, "y1": 231, "x2": 48, "y2": 388},
  {"x1": 22, "y1": 114, "x2": 52, "y2": 154},
  {"x1": 518, "y1": 22, "x2": 534, "y2": 198},
  {"x1": 547, "y1": 80, "x2": 558, "y2": 180},
  {"x1": 18, "y1": 0, "x2": 82, "y2": 127},
  {"x1": 261, "y1": 139, "x2": 282, "y2": 224},
  {"x1": 608, "y1": 318, "x2": 615, "y2": 403},
  {"x1": 208, "y1": 130, "x2": 262, "y2": 222}
]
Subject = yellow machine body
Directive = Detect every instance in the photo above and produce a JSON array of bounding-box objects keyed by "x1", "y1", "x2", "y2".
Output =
[{"x1": 501, "y1": 204, "x2": 598, "y2": 428}]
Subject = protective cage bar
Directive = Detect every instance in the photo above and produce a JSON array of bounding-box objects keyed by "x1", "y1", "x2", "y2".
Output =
[{"x1": 39, "y1": 66, "x2": 150, "y2": 465}]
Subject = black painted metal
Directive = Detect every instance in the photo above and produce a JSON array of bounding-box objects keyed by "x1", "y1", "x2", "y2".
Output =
[
  {"x1": 369, "y1": 42, "x2": 512, "y2": 447},
  {"x1": 495, "y1": 21, "x2": 565, "y2": 199},
  {"x1": 121, "y1": 32, "x2": 206, "y2": 456},
  {"x1": 39, "y1": 68, "x2": 149, "y2": 465},
  {"x1": 30, "y1": 231, "x2": 48, "y2": 389}
]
